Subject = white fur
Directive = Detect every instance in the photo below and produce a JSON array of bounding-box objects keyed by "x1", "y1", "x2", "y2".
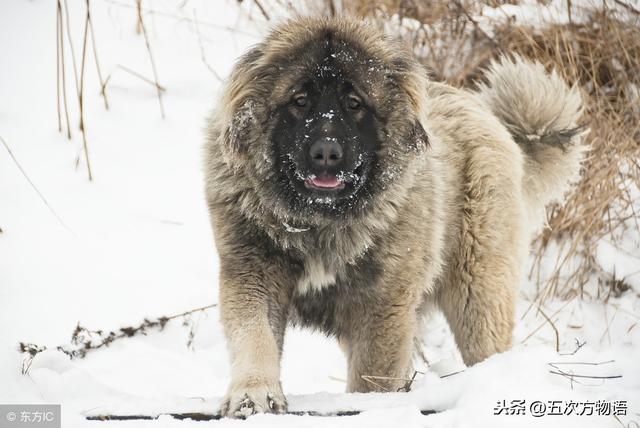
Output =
[{"x1": 297, "y1": 255, "x2": 336, "y2": 294}]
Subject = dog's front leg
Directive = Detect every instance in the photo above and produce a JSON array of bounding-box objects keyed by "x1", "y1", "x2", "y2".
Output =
[
  {"x1": 343, "y1": 300, "x2": 417, "y2": 393},
  {"x1": 217, "y1": 252, "x2": 292, "y2": 418}
]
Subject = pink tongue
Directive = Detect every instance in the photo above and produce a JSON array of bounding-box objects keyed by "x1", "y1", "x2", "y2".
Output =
[{"x1": 310, "y1": 175, "x2": 341, "y2": 188}]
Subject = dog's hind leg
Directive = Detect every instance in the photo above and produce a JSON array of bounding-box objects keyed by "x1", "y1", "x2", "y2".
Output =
[
  {"x1": 436, "y1": 171, "x2": 526, "y2": 366},
  {"x1": 437, "y1": 255, "x2": 519, "y2": 366}
]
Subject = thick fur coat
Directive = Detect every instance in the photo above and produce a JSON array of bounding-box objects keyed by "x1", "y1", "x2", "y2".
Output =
[{"x1": 203, "y1": 17, "x2": 585, "y2": 418}]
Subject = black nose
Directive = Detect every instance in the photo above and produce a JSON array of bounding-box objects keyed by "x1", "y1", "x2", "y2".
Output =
[{"x1": 309, "y1": 138, "x2": 343, "y2": 167}]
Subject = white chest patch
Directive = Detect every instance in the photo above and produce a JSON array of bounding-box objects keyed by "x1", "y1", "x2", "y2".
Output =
[{"x1": 297, "y1": 255, "x2": 336, "y2": 295}]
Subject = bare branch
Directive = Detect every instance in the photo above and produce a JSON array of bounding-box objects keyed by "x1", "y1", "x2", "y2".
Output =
[
  {"x1": 193, "y1": 10, "x2": 222, "y2": 81},
  {"x1": 57, "y1": 0, "x2": 72, "y2": 139},
  {"x1": 538, "y1": 308, "x2": 560, "y2": 353},
  {"x1": 62, "y1": 0, "x2": 80, "y2": 98},
  {"x1": 252, "y1": 0, "x2": 270, "y2": 21},
  {"x1": 56, "y1": 1, "x2": 62, "y2": 133},
  {"x1": 135, "y1": 0, "x2": 165, "y2": 118},
  {"x1": 548, "y1": 371, "x2": 622, "y2": 380},
  {"x1": 0, "y1": 136, "x2": 72, "y2": 233},
  {"x1": 79, "y1": 0, "x2": 94, "y2": 180},
  {"x1": 87, "y1": 0, "x2": 109, "y2": 109},
  {"x1": 101, "y1": 65, "x2": 167, "y2": 96},
  {"x1": 55, "y1": 304, "x2": 217, "y2": 359}
]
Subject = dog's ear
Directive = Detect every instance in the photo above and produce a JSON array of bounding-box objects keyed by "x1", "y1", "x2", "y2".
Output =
[
  {"x1": 224, "y1": 98, "x2": 256, "y2": 154},
  {"x1": 409, "y1": 119, "x2": 430, "y2": 152},
  {"x1": 219, "y1": 45, "x2": 268, "y2": 155}
]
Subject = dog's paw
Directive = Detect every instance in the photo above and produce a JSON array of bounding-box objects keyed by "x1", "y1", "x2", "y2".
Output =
[{"x1": 219, "y1": 380, "x2": 287, "y2": 418}]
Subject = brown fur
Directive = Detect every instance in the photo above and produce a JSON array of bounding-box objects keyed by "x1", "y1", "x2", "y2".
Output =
[{"x1": 204, "y1": 17, "x2": 585, "y2": 418}]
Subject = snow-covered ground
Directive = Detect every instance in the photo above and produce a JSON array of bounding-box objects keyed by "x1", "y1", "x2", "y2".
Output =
[{"x1": 1, "y1": 1, "x2": 638, "y2": 427}]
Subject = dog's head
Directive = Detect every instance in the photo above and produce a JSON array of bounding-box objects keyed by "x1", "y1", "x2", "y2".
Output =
[{"x1": 216, "y1": 17, "x2": 429, "y2": 223}]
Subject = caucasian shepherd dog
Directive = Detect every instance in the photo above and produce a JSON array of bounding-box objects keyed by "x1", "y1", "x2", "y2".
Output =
[{"x1": 204, "y1": 17, "x2": 585, "y2": 418}]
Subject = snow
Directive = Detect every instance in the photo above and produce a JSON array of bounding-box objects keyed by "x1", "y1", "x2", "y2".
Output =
[{"x1": 1, "y1": 1, "x2": 639, "y2": 427}]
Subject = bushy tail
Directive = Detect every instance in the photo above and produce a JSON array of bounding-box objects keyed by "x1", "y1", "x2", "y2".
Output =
[{"x1": 475, "y1": 55, "x2": 587, "y2": 228}]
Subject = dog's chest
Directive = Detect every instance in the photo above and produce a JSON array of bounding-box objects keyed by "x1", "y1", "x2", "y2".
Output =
[{"x1": 296, "y1": 254, "x2": 337, "y2": 295}]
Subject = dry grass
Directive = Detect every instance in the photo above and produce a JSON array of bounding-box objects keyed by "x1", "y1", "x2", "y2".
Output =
[
  {"x1": 513, "y1": 11, "x2": 640, "y2": 303},
  {"x1": 55, "y1": 0, "x2": 167, "y2": 181},
  {"x1": 261, "y1": 0, "x2": 640, "y2": 302},
  {"x1": 56, "y1": 0, "x2": 103, "y2": 180},
  {"x1": 450, "y1": 5, "x2": 640, "y2": 303},
  {"x1": 135, "y1": 0, "x2": 165, "y2": 119}
]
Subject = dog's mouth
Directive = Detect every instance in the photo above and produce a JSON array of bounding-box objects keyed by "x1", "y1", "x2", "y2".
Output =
[
  {"x1": 304, "y1": 173, "x2": 346, "y2": 191},
  {"x1": 291, "y1": 158, "x2": 367, "y2": 197},
  {"x1": 292, "y1": 161, "x2": 366, "y2": 196}
]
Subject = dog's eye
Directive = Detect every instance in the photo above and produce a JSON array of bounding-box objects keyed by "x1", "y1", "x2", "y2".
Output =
[
  {"x1": 293, "y1": 94, "x2": 308, "y2": 107},
  {"x1": 346, "y1": 95, "x2": 362, "y2": 110}
]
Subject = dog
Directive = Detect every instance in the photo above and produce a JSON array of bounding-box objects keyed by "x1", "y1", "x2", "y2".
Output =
[{"x1": 203, "y1": 16, "x2": 585, "y2": 418}]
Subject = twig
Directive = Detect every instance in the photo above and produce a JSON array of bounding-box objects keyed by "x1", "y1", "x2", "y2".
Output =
[
  {"x1": 600, "y1": 305, "x2": 618, "y2": 347},
  {"x1": 101, "y1": 65, "x2": 167, "y2": 97},
  {"x1": 360, "y1": 372, "x2": 427, "y2": 393},
  {"x1": 18, "y1": 305, "x2": 217, "y2": 372},
  {"x1": 19, "y1": 343, "x2": 47, "y2": 375},
  {"x1": 54, "y1": 304, "x2": 217, "y2": 359},
  {"x1": 538, "y1": 307, "x2": 560, "y2": 353},
  {"x1": 79, "y1": 0, "x2": 93, "y2": 180},
  {"x1": 252, "y1": 0, "x2": 270, "y2": 21},
  {"x1": 87, "y1": 0, "x2": 109, "y2": 110},
  {"x1": 548, "y1": 360, "x2": 615, "y2": 365},
  {"x1": 135, "y1": 0, "x2": 165, "y2": 119},
  {"x1": 56, "y1": 1, "x2": 62, "y2": 133},
  {"x1": 452, "y1": 0, "x2": 498, "y2": 49},
  {"x1": 62, "y1": 0, "x2": 80, "y2": 98},
  {"x1": 360, "y1": 375, "x2": 390, "y2": 392},
  {"x1": 104, "y1": 0, "x2": 260, "y2": 38},
  {"x1": 0, "y1": 136, "x2": 72, "y2": 233},
  {"x1": 548, "y1": 371, "x2": 622, "y2": 380},
  {"x1": 440, "y1": 369, "x2": 466, "y2": 378},
  {"x1": 193, "y1": 10, "x2": 222, "y2": 81},
  {"x1": 398, "y1": 370, "x2": 422, "y2": 392},
  {"x1": 558, "y1": 338, "x2": 586, "y2": 355},
  {"x1": 548, "y1": 363, "x2": 583, "y2": 388},
  {"x1": 614, "y1": 0, "x2": 640, "y2": 15},
  {"x1": 57, "y1": 0, "x2": 72, "y2": 139},
  {"x1": 521, "y1": 298, "x2": 574, "y2": 344},
  {"x1": 548, "y1": 360, "x2": 621, "y2": 388}
]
